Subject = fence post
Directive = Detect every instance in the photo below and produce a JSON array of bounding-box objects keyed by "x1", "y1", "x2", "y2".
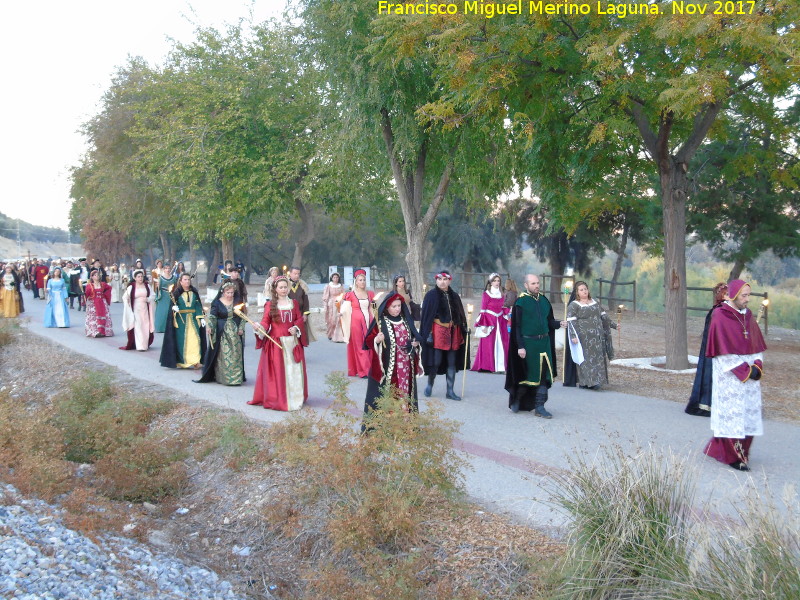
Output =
[
  {"x1": 633, "y1": 280, "x2": 637, "y2": 317},
  {"x1": 764, "y1": 291, "x2": 769, "y2": 337},
  {"x1": 598, "y1": 280, "x2": 603, "y2": 306}
]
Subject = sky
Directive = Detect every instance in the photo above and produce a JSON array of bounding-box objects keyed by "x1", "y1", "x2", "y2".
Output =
[{"x1": 0, "y1": 0, "x2": 286, "y2": 231}]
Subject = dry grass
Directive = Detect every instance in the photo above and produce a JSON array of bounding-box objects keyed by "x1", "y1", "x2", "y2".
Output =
[{"x1": 0, "y1": 327, "x2": 562, "y2": 599}]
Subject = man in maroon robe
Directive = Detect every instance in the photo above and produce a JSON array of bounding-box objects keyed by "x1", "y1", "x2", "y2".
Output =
[
  {"x1": 34, "y1": 260, "x2": 49, "y2": 300},
  {"x1": 703, "y1": 279, "x2": 767, "y2": 471}
]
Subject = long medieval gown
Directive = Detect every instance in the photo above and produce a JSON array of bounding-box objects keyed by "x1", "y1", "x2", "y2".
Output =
[
  {"x1": 1, "y1": 273, "x2": 20, "y2": 318},
  {"x1": 249, "y1": 299, "x2": 308, "y2": 411},
  {"x1": 195, "y1": 298, "x2": 245, "y2": 385},
  {"x1": 159, "y1": 288, "x2": 206, "y2": 369},
  {"x1": 44, "y1": 278, "x2": 70, "y2": 327},
  {"x1": 322, "y1": 282, "x2": 345, "y2": 342},
  {"x1": 109, "y1": 271, "x2": 122, "y2": 303},
  {"x1": 340, "y1": 289, "x2": 375, "y2": 377},
  {"x1": 470, "y1": 289, "x2": 510, "y2": 373},
  {"x1": 120, "y1": 283, "x2": 155, "y2": 351},
  {"x1": 566, "y1": 299, "x2": 616, "y2": 388},
  {"x1": 84, "y1": 282, "x2": 113, "y2": 337},
  {"x1": 361, "y1": 295, "x2": 424, "y2": 432},
  {"x1": 154, "y1": 272, "x2": 177, "y2": 333}
]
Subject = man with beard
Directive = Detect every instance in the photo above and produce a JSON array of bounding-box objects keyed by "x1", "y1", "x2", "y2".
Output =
[{"x1": 505, "y1": 274, "x2": 567, "y2": 418}]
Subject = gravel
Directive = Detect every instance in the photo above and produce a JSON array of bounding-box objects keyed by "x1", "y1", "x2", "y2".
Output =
[{"x1": 0, "y1": 484, "x2": 246, "y2": 600}]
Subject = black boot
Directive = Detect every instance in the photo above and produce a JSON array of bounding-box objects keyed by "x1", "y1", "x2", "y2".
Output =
[
  {"x1": 534, "y1": 386, "x2": 552, "y2": 419},
  {"x1": 510, "y1": 386, "x2": 526, "y2": 413},
  {"x1": 424, "y1": 373, "x2": 436, "y2": 397},
  {"x1": 445, "y1": 367, "x2": 461, "y2": 401}
]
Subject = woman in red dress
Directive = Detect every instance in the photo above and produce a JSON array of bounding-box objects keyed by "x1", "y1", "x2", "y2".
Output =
[
  {"x1": 340, "y1": 269, "x2": 375, "y2": 378},
  {"x1": 249, "y1": 276, "x2": 308, "y2": 411},
  {"x1": 84, "y1": 269, "x2": 114, "y2": 337}
]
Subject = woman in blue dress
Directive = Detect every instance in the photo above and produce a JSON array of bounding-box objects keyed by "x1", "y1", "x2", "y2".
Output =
[{"x1": 44, "y1": 268, "x2": 70, "y2": 328}]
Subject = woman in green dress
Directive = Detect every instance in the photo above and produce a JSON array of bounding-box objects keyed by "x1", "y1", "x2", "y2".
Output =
[
  {"x1": 195, "y1": 281, "x2": 245, "y2": 385},
  {"x1": 159, "y1": 273, "x2": 207, "y2": 369},
  {"x1": 153, "y1": 262, "x2": 177, "y2": 333}
]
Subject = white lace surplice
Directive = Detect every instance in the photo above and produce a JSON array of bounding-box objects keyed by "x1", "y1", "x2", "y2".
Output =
[{"x1": 710, "y1": 352, "x2": 763, "y2": 438}]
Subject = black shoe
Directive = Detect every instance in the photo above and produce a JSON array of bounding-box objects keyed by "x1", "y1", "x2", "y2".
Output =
[
  {"x1": 510, "y1": 400, "x2": 519, "y2": 413},
  {"x1": 446, "y1": 390, "x2": 462, "y2": 401},
  {"x1": 730, "y1": 461, "x2": 750, "y2": 472},
  {"x1": 534, "y1": 405, "x2": 552, "y2": 419}
]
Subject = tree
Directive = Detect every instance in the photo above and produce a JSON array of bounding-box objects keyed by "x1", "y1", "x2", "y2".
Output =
[
  {"x1": 413, "y1": 4, "x2": 800, "y2": 368},
  {"x1": 689, "y1": 93, "x2": 800, "y2": 279},
  {"x1": 294, "y1": 0, "x2": 514, "y2": 298}
]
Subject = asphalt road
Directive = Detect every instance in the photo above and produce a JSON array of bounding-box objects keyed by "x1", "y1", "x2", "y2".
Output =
[{"x1": 17, "y1": 291, "x2": 799, "y2": 535}]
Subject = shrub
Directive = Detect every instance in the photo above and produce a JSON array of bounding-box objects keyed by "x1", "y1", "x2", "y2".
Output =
[
  {"x1": 95, "y1": 433, "x2": 188, "y2": 502},
  {"x1": 0, "y1": 393, "x2": 71, "y2": 500},
  {"x1": 550, "y1": 443, "x2": 695, "y2": 599},
  {"x1": 209, "y1": 413, "x2": 261, "y2": 470}
]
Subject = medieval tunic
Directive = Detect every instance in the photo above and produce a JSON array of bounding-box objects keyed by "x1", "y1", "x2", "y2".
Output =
[
  {"x1": 322, "y1": 282, "x2": 345, "y2": 341},
  {"x1": 196, "y1": 298, "x2": 245, "y2": 386},
  {"x1": 566, "y1": 299, "x2": 616, "y2": 388},
  {"x1": 120, "y1": 283, "x2": 155, "y2": 351},
  {"x1": 470, "y1": 289, "x2": 510, "y2": 373},
  {"x1": 504, "y1": 292, "x2": 561, "y2": 411},
  {"x1": 250, "y1": 299, "x2": 308, "y2": 411},
  {"x1": 34, "y1": 265, "x2": 49, "y2": 297},
  {"x1": 159, "y1": 289, "x2": 206, "y2": 369},
  {"x1": 419, "y1": 287, "x2": 468, "y2": 376},
  {"x1": 44, "y1": 278, "x2": 70, "y2": 327},
  {"x1": 84, "y1": 282, "x2": 113, "y2": 337},
  {"x1": 362, "y1": 297, "x2": 424, "y2": 427},
  {"x1": 154, "y1": 272, "x2": 177, "y2": 333},
  {"x1": 704, "y1": 300, "x2": 767, "y2": 465},
  {"x1": 341, "y1": 289, "x2": 376, "y2": 377}
]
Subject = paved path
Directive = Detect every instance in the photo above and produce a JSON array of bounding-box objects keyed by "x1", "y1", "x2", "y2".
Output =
[{"x1": 17, "y1": 293, "x2": 799, "y2": 535}]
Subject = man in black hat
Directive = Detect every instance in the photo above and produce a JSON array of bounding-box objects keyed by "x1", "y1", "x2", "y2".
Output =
[{"x1": 419, "y1": 270, "x2": 469, "y2": 401}]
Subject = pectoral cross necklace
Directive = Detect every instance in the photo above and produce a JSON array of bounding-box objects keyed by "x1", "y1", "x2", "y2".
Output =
[{"x1": 732, "y1": 311, "x2": 748, "y2": 338}]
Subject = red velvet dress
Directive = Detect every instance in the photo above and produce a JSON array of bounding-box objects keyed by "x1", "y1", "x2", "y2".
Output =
[
  {"x1": 344, "y1": 290, "x2": 375, "y2": 377},
  {"x1": 249, "y1": 299, "x2": 308, "y2": 411}
]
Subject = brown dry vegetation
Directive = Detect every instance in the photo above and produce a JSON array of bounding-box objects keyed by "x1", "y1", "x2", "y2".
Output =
[{"x1": 0, "y1": 319, "x2": 562, "y2": 599}]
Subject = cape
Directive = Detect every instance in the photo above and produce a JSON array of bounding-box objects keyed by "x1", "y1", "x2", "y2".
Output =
[{"x1": 706, "y1": 303, "x2": 766, "y2": 358}]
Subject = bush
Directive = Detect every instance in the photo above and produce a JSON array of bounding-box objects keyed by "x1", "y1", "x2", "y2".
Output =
[
  {"x1": 208, "y1": 413, "x2": 261, "y2": 470},
  {"x1": 95, "y1": 433, "x2": 188, "y2": 502},
  {"x1": 550, "y1": 443, "x2": 800, "y2": 600},
  {"x1": 550, "y1": 443, "x2": 696, "y2": 599},
  {"x1": 0, "y1": 393, "x2": 71, "y2": 500}
]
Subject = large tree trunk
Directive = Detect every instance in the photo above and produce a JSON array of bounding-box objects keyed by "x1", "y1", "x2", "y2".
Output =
[
  {"x1": 631, "y1": 102, "x2": 722, "y2": 371},
  {"x1": 609, "y1": 216, "x2": 630, "y2": 303},
  {"x1": 728, "y1": 257, "x2": 746, "y2": 281},
  {"x1": 245, "y1": 240, "x2": 252, "y2": 284},
  {"x1": 158, "y1": 233, "x2": 171, "y2": 263},
  {"x1": 381, "y1": 107, "x2": 455, "y2": 303},
  {"x1": 291, "y1": 199, "x2": 314, "y2": 269},
  {"x1": 206, "y1": 245, "x2": 220, "y2": 286},
  {"x1": 222, "y1": 238, "x2": 234, "y2": 265},
  {"x1": 661, "y1": 163, "x2": 689, "y2": 370}
]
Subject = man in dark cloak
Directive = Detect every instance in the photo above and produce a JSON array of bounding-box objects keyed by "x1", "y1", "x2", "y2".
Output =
[
  {"x1": 685, "y1": 282, "x2": 728, "y2": 417},
  {"x1": 419, "y1": 270, "x2": 468, "y2": 401},
  {"x1": 505, "y1": 274, "x2": 566, "y2": 418}
]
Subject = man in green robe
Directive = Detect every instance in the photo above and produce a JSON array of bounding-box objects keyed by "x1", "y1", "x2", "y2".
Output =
[{"x1": 504, "y1": 274, "x2": 566, "y2": 418}]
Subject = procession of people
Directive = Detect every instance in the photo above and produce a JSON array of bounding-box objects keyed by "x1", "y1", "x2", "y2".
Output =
[{"x1": 1, "y1": 254, "x2": 770, "y2": 472}]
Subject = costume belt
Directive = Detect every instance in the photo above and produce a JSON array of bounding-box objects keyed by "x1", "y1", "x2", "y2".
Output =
[
  {"x1": 433, "y1": 318, "x2": 454, "y2": 328},
  {"x1": 178, "y1": 309, "x2": 195, "y2": 314},
  {"x1": 523, "y1": 333, "x2": 549, "y2": 340},
  {"x1": 481, "y1": 309, "x2": 503, "y2": 317}
]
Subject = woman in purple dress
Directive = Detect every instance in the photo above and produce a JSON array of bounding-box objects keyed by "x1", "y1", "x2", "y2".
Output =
[{"x1": 470, "y1": 273, "x2": 510, "y2": 373}]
